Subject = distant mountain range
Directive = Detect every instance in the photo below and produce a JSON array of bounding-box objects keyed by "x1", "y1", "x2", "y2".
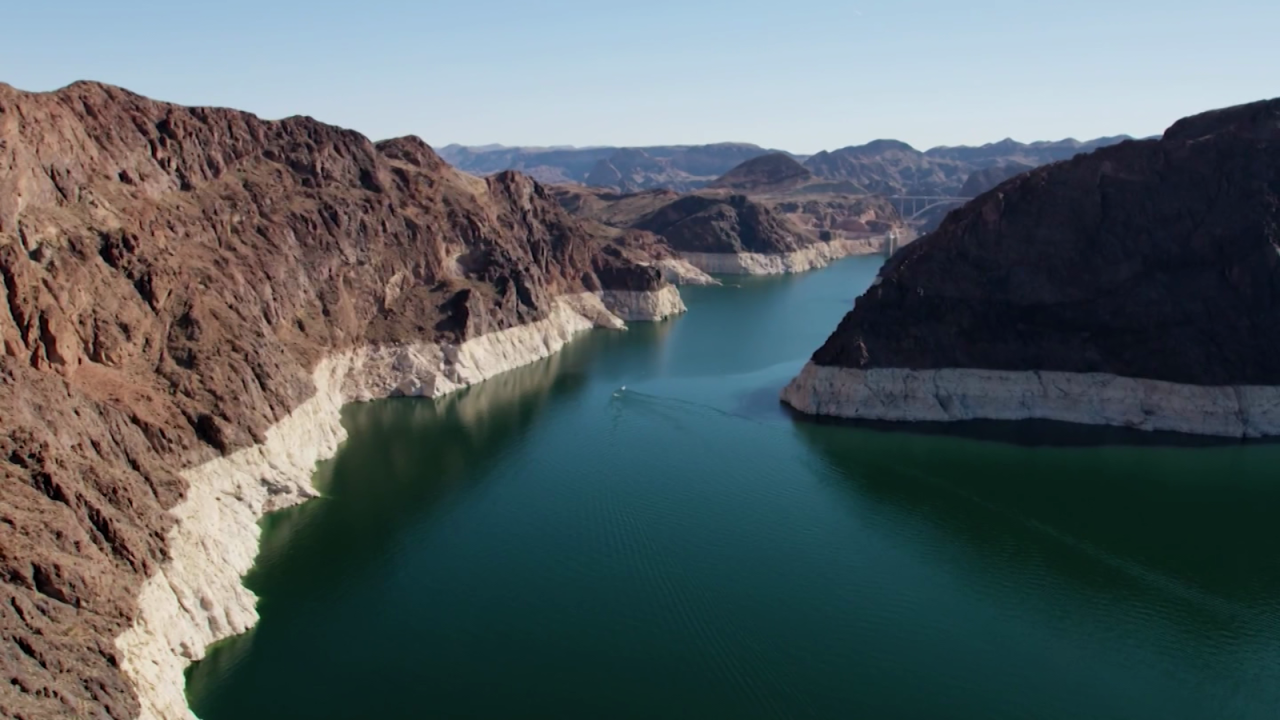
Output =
[
  {"x1": 439, "y1": 135, "x2": 1139, "y2": 197},
  {"x1": 437, "y1": 142, "x2": 790, "y2": 192},
  {"x1": 802, "y1": 136, "x2": 1136, "y2": 197}
]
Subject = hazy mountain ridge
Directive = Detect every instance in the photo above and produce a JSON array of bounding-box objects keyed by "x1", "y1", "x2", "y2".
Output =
[
  {"x1": 801, "y1": 136, "x2": 1135, "y2": 198},
  {"x1": 442, "y1": 136, "x2": 1134, "y2": 197},
  {"x1": 438, "y1": 142, "x2": 794, "y2": 192}
]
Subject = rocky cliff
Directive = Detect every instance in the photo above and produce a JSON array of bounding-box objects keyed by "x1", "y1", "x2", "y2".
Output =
[
  {"x1": 0, "y1": 81, "x2": 683, "y2": 720},
  {"x1": 783, "y1": 98, "x2": 1280, "y2": 437}
]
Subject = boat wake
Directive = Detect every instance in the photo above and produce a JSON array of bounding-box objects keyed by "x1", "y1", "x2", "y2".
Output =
[{"x1": 606, "y1": 385, "x2": 768, "y2": 434}]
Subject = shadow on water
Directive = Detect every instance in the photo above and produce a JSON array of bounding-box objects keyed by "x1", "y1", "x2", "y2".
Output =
[
  {"x1": 789, "y1": 421, "x2": 1280, "y2": 718},
  {"x1": 791, "y1": 418, "x2": 1280, "y2": 629}
]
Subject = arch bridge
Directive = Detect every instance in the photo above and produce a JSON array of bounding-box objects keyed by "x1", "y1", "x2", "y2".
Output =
[{"x1": 888, "y1": 195, "x2": 968, "y2": 220}]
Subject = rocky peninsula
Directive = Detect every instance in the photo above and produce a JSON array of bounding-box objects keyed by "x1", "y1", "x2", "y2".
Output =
[
  {"x1": 553, "y1": 162, "x2": 901, "y2": 277},
  {"x1": 0, "y1": 81, "x2": 686, "y2": 720},
  {"x1": 783, "y1": 98, "x2": 1280, "y2": 438}
]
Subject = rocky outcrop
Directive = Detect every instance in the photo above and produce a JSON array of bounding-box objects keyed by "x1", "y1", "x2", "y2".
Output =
[
  {"x1": 590, "y1": 244, "x2": 690, "y2": 319},
  {"x1": 708, "y1": 153, "x2": 812, "y2": 192},
  {"x1": 631, "y1": 194, "x2": 896, "y2": 275},
  {"x1": 551, "y1": 184, "x2": 900, "y2": 276},
  {"x1": 598, "y1": 230, "x2": 718, "y2": 287},
  {"x1": 783, "y1": 98, "x2": 1280, "y2": 437},
  {"x1": 633, "y1": 194, "x2": 806, "y2": 255},
  {"x1": 0, "y1": 80, "x2": 682, "y2": 720},
  {"x1": 541, "y1": 189, "x2": 720, "y2": 286}
]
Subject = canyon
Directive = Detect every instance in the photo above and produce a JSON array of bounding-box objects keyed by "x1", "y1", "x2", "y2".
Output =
[{"x1": 3, "y1": 76, "x2": 1278, "y2": 720}]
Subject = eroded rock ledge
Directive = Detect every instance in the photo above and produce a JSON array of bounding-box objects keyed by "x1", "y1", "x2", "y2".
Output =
[{"x1": 783, "y1": 97, "x2": 1280, "y2": 436}]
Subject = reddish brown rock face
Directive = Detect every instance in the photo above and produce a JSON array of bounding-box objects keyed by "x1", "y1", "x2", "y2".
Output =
[
  {"x1": 0, "y1": 81, "x2": 667, "y2": 719},
  {"x1": 810, "y1": 98, "x2": 1280, "y2": 387}
]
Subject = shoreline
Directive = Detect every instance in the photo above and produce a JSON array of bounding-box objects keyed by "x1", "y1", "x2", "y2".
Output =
[
  {"x1": 781, "y1": 362, "x2": 1280, "y2": 438},
  {"x1": 678, "y1": 237, "x2": 887, "y2": 275},
  {"x1": 114, "y1": 290, "x2": 678, "y2": 720}
]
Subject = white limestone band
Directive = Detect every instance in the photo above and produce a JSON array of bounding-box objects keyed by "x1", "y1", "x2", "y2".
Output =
[
  {"x1": 781, "y1": 362, "x2": 1280, "y2": 438},
  {"x1": 679, "y1": 237, "x2": 887, "y2": 276},
  {"x1": 655, "y1": 257, "x2": 719, "y2": 286},
  {"x1": 601, "y1": 286, "x2": 687, "y2": 322}
]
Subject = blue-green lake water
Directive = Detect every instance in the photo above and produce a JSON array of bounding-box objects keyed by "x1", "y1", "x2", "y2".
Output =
[{"x1": 188, "y1": 257, "x2": 1280, "y2": 719}]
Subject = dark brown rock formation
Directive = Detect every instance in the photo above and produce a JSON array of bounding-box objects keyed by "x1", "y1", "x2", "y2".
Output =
[
  {"x1": 631, "y1": 194, "x2": 808, "y2": 254},
  {"x1": 0, "y1": 80, "x2": 670, "y2": 719},
  {"x1": 550, "y1": 182, "x2": 903, "y2": 263},
  {"x1": 708, "y1": 153, "x2": 812, "y2": 192},
  {"x1": 591, "y1": 243, "x2": 665, "y2": 291},
  {"x1": 808, "y1": 98, "x2": 1280, "y2": 387}
]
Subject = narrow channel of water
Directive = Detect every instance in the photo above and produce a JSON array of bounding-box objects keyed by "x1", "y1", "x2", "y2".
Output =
[{"x1": 188, "y1": 257, "x2": 1280, "y2": 720}]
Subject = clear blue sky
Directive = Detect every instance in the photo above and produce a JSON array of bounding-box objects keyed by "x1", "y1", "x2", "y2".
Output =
[{"x1": 4, "y1": 0, "x2": 1276, "y2": 153}]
